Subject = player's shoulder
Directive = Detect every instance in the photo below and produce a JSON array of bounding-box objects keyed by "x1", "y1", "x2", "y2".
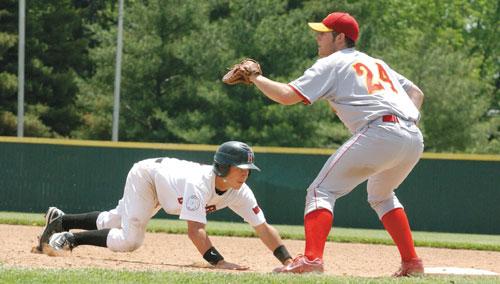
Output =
[
  {"x1": 354, "y1": 51, "x2": 389, "y2": 65},
  {"x1": 164, "y1": 159, "x2": 213, "y2": 188},
  {"x1": 310, "y1": 55, "x2": 337, "y2": 72},
  {"x1": 162, "y1": 157, "x2": 201, "y2": 166},
  {"x1": 162, "y1": 158, "x2": 212, "y2": 174},
  {"x1": 342, "y1": 49, "x2": 373, "y2": 62},
  {"x1": 193, "y1": 165, "x2": 215, "y2": 185}
]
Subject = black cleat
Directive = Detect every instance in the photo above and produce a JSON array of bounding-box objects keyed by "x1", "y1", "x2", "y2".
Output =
[{"x1": 37, "y1": 207, "x2": 65, "y2": 251}]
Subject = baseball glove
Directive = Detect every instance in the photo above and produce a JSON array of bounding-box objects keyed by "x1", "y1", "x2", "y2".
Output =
[{"x1": 222, "y1": 58, "x2": 262, "y2": 85}]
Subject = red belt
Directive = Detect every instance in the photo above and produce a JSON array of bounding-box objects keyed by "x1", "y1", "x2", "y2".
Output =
[{"x1": 382, "y1": 114, "x2": 399, "y2": 123}]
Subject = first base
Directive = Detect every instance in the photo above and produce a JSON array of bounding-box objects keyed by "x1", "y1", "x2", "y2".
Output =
[{"x1": 425, "y1": 267, "x2": 498, "y2": 276}]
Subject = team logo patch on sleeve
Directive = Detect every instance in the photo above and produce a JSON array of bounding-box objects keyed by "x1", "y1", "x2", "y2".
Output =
[
  {"x1": 252, "y1": 205, "x2": 260, "y2": 214},
  {"x1": 186, "y1": 195, "x2": 201, "y2": 211}
]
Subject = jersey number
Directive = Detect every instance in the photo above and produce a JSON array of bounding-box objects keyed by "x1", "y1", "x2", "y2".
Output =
[{"x1": 353, "y1": 62, "x2": 398, "y2": 94}]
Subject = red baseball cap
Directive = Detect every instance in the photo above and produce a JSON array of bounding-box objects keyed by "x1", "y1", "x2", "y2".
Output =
[{"x1": 308, "y1": 12, "x2": 359, "y2": 42}]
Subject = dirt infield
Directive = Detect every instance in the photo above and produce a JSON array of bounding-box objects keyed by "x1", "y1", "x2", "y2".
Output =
[{"x1": 1, "y1": 224, "x2": 499, "y2": 277}]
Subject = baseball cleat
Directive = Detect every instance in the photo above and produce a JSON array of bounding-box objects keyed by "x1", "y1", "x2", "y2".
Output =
[
  {"x1": 393, "y1": 258, "x2": 424, "y2": 277},
  {"x1": 49, "y1": 232, "x2": 75, "y2": 251},
  {"x1": 273, "y1": 254, "x2": 324, "y2": 273},
  {"x1": 37, "y1": 207, "x2": 65, "y2": 251}
]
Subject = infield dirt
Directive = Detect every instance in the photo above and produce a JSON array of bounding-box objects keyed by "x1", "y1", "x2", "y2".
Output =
[{"x1": 1, "y1": 224, "x2": 499, "y2": 277}]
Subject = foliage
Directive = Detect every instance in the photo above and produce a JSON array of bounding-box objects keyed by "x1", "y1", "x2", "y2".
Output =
[
  {"x1": 0, "y1": 0, "x2": 105, "y2": 137},
  {"x1": 0, "y1": 0, "x2": 20, "y2": 136},
  {"x1": 0, "y1": 0, "x2": 498, "y2": 153}
]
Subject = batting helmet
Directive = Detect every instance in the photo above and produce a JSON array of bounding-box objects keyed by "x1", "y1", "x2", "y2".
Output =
[{"x1": 213, "y1": 141, "x2": 260, "y2": 177}]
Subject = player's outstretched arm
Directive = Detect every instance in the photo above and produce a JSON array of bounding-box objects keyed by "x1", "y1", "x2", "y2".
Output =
[
  {"x1": 186, "y1": 220, "x2": 249, "y2": 270},
  {"x1": 250, "y1": 75, "x2": 303, "y2": 106},
  {"x1": 254, "y1": 222, "x2": 293, "y2": 265},
  {"x1": 187, "y1": 220, "x2": 214, "y2": 255}
]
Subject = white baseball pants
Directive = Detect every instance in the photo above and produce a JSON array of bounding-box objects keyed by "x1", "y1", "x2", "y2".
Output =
[{"x1": 305, "y1": 116, "x2": 424, "y2": 219}]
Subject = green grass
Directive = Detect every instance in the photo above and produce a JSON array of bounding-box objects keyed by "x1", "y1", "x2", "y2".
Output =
[
  {"x1": 2, "y1": 211, "x2": 498, "y2": 252},
  {"x1": 0, "y1": 267, "x2": 498, "y2": 284},
  {"x1": 1, "y1": 211, "x2": 499, "y2": 283}
]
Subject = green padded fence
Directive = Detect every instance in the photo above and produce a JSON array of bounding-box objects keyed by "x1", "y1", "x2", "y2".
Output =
[{"x1": 0, "y1": 137, "x2": 499, "y2": 234}]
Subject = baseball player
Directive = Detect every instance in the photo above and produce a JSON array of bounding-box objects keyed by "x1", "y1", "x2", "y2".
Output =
[
  {"x1": 37, "y1": 141, "x2": 293, "y2": 270},
  {"x1": 239, "y1": 12, "x2": 425, "y2": 276}
]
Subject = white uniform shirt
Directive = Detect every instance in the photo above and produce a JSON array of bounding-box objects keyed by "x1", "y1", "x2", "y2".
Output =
[
  {"x1": 289, "y1": 48, "x2": 420, "y2": 133},
  {"x1": 145, "y1": 158, "x2": 266, "y2": 226}
]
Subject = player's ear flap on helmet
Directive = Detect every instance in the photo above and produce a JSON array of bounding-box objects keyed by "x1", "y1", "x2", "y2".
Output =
[{"x1": 213, "y1": 162, "x2": 230, "y2": 177}]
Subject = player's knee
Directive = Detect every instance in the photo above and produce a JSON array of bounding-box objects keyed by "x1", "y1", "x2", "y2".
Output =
[
  {"x1": 121, "y1": 237, "x2": 144, "y2": 252},
  {"x1": 117, "y1": 229, "x2": 145, "y2": 252},
  {"x1": 106, "y1": 227, "x2": 145, "y2": 252},
  {"x1": 368, "y1": 199, "x2": 381, "y2": 209},
  {"x1": 114, "y1": 218, "x2": 147, "y2": 252},
  {"x1": 368, "y1": 196, "x2": 402, "y2": 219},
  {"x1": 96, "y1": 211, "x2": 121, "y2": 230}
]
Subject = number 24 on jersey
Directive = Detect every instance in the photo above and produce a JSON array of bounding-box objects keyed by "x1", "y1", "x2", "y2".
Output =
[{"x1": 353, "y1": 61, "x2": 398, "y2": 95}]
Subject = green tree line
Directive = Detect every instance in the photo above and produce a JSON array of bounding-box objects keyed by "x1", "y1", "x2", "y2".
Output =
[{"x1": 0, "y1": 0, "x2": 498, "y2": 153}]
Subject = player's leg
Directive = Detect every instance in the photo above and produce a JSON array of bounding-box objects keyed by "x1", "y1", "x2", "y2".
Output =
[
  {"x1": 46, "y1": 203, "x2": 129, "y2": 250},
  {"x1": 62, "y1": 211, "x2": 102, "y2": 230},
  {"x1": 96, "y1": 207, "x2": 122, "y2": 229},
  {"x1": 368, "y1": 172, "x2": 423, "y2": 276},
  {"x1": 367, "y1": 130, "x2": 424, "y2": 276},
  {"x1": 39, "y1": 209, "x2": 114, "y2": 252},
  {"x1": 303, "y1": 208, "x2": 332, "y2": 261},
  {"x1": 46, "y1": 209, "x2": 117, "y2": 250},
  {"x1": 48, "y1": 228, "x2": 110, "y2": 251},
  {"x1": 48, "y1": 162, "x2": 161, "y2": 252},
  {"x1": 301, "y1": 124, "x2": 419, "y2": 267},
  {"x1": 277, "y1": 130, "x2": 378, "y2": 273},
  {"x1": 39, "y1": 206, "x2": 118, "y2": 251},
  {"x1": 303, "y1": 128, "x2": 383, "y2": 262},
  {"x1": 368, "y1": 174, "x2": 419, "y2": 260},
  {"x1": 105, "y1": 163, "x2": 161, "y2": 252}
]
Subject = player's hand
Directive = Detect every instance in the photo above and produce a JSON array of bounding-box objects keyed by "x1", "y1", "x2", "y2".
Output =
[{"x1": 214, "y1": 260, "x2": 249, "y2": 270}]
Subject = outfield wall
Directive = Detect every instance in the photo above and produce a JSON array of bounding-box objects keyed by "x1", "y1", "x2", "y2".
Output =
[{"x1": 1, "y1": 137, "x2": 499, "y2": 234}]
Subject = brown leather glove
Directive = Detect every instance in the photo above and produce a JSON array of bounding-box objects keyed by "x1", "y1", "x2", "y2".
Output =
[{"x1": 222, "y1": 58, "x2": 262, "y2": 85}]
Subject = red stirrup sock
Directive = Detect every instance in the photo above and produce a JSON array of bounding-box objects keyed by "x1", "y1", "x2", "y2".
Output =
[
  {"x1": 381, "y1": 208, "x2": 418, "y2": 261},
  {"x1": 304, "y1": 209, "x2": 333, "y2": 261}
]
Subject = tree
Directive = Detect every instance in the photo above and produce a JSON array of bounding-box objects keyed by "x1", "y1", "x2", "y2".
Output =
[
  {"x1": 355, "y1": 0, "x2": 496, "y2": 152},
  {"x1": 0, "y1": 0, "x2": 21, "y2": 135},
  {"x1": 0, "y1": 0, "x2": 103, "y2": 137},
  {"x1": 75, "y1": 0, "x2": 216, "y2": 142},
  {"x1": 2, "y1": 0, "x2": 493, "y2": 153}
]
